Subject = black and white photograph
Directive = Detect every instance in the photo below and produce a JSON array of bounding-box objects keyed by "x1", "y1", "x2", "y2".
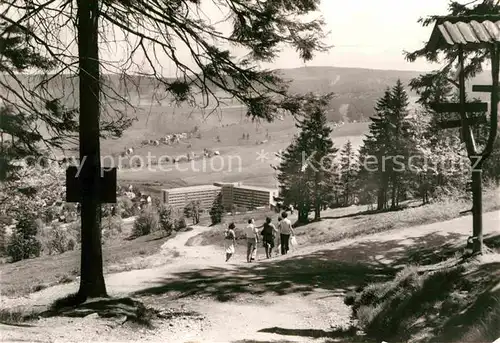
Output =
[{"x1": 0, "y1": 0, "x2": 500, "y2": 342}]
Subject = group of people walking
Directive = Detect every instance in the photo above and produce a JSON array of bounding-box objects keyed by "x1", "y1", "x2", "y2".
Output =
[{"x1": 224, "y1": 212, "x2": 295, "y2": 262}]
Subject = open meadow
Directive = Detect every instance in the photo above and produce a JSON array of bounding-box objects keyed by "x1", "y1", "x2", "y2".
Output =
[{"x1": 105, "y1": 106, "x2": 369, "y2": 192}]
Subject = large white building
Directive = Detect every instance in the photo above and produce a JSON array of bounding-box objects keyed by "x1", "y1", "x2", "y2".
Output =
[
  {"x1": 162, "y1": 185, "x2": 221, "y2": 210},
  {"x1": 214, "y1": 182, "x2": 278, "y2": 211},
  {"x1": 161, "y1": 183, "x2": 278, "y2": 211}
]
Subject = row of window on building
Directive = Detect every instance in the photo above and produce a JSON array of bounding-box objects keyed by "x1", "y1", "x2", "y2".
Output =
[{"x1": 161, "y1": 182, "x2": 278, "y2": 211}]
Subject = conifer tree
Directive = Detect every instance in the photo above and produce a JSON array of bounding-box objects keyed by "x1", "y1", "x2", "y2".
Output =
[
  {"x1": 209, "y1": 193, "x2": 224, "y2": 225},
  {"x1": 385, "y1": 79, "x2": 415, "y2": 209},
  {"x1": 277, "y1": 93, "x2": 337, "y2": 222},
  {"x1": 357, "y1": 80, "x2": 420, "y2": 210},
  {"x1": 339, "y1": 140, "x2": 359, "y2": 206},
  {"x1": 358, "y1": 88, "x2": 392, "y2": 210}
]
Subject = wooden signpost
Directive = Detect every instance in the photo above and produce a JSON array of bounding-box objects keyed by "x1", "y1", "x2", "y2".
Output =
[
  {"x1": 433, "y1": 42, "x2": 500, "y2": 254},
  {"x1": 66, "y1": 166, "x2": 117, "y2": 203},
  {"x1": 421, "y1": 16, "x2": 500, "y2": 254},
  {"x1": 430, "y1": 102, "x2": 488, "y2": 129},
  {"x1": 430, "y1": 87, "x2": 495, "y2": 255}
]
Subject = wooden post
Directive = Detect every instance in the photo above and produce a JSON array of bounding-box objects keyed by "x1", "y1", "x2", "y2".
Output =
[
  {"x1": 458, "y1": 46, "x2": 477, "y2": 156},
  {"x1": 457, "y1": 45, "x2": 482, "y2": 254},
  {"x1": 467, "y1": 44, "x2": 500, "y2": 254},
  {"x1": 471, "y1": 155, "x2": 482, "y2": 253}
]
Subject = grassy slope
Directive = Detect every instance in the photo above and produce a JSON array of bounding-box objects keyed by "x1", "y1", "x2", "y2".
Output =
[
  {"x1": 187, "y1": 186, "x2": 500, "y2": 249},
  {"x1": 347, "y1": 254, "x2": 500, "y2": 343},
  {"x1": 0, "y1": 220, "x2": 174, "y2": 296},
  {"x1": 5, "y1": 187, "x2": 498, "y2": 299}
]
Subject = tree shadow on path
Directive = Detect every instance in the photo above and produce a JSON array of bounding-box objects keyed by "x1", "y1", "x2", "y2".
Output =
[
  {"x1": 130, "y1": 231, "x2": 498, "y2": 341},
  {"x1": 133, "y1": 231, "x2": 483, "y2": 303},
  {"x1": 257, "y1": 326, "x2": 374, "y2": 342}
]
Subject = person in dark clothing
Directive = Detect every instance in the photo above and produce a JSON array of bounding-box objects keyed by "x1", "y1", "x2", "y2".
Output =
[{"x1": 260, "y1": 217, "x2": 276, "y2": 258}]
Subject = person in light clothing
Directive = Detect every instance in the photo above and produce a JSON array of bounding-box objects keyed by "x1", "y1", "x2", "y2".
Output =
[
  {"x1": 224, "y1": 222, "x2": 236, "y2": 262},
  {"x1": 245, "y1": 219, "x2": 259, "y2": 262},
  {"x1": 279, "y1": 212, "x2": 294, "y2": 255},
  {"x1": 276, "y1": 216, "x2": 283, "y2": 256}
]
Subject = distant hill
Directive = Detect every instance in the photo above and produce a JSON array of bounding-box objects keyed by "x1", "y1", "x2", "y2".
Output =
[
  {"x1": 278, "y1": 66, "x2": 492, "y2": 122},
  {"x1": 277, "y1": 66, "x2": 423, "y2": 122},
  {"x1": 1, "y1": 65, "x2": 493, "y2": 126}
]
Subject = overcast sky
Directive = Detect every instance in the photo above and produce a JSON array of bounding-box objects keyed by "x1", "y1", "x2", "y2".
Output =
[
  {"x1": 267, "y1": 0, "x2": 451, "y2": 72},
  {"x1": 98, "y1": 0, "x2": 454, "y2": 75}
]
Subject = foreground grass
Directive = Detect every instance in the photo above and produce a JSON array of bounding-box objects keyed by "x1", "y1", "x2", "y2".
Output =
[
  {"x1": 345, "y1": 254, "x2": 500, "y2": 343},
  {"x1": 0, "y1": 230, "x2": 172, "y2": 297}
]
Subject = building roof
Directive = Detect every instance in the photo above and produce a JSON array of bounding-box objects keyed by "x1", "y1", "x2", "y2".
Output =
[
  {"x1": 425, "y1": 15, "x2": 500, "y2": 52},
  {"x1": 232, "y1": 184, "x2": 278, "y2": 193},
  {"x1": 213, "y1": 182, "x2": 239, "y2": 187},
  {"x1": 163, "y1": 184, "x2": 221, "y2": 193}
]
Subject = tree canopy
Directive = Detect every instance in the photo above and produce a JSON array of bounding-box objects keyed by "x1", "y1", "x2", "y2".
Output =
[{"x1": 1, "y1": 0, "x2": 330, "y2": 120}]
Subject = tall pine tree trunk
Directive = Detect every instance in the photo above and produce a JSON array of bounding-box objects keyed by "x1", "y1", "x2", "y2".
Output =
[
  {"x1": 298, "y1": 203, "x2": 308, "y2": 223},
  {"x1": 76, "y1": 0, "x2": 107, "y2": 300},
  {"x1": 314, "y1": 199, "x2": 320, "y2": 221},
  {"x1": 391, "y1": 176, "x2": 397, "y2": 209},
  {"x1": 377, "y1": 187, "x2": 384, "y2": 210},
  {"x1": 421, "y1": 175, "x2": 429, "y2": 205},
  {"x1": 377, "y1": 172, "x2": 389, "y2": 211},
  {"x1": 396, "y1": 184, "x2": 403, "y2": 207},
  {"x1": 344, "y1": 183, "x2": 350, "y2": 207},
  {"x1": 314, "y1": 174, "x2": 321, "y2": 220}
]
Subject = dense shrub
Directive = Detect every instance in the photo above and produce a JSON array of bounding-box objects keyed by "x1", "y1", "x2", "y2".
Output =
[
  {"x1": 174, "y1": 217, "x2": 187, "y2": 231},
  {"x1": 209, "y1": 193, "x2": 224, "y2": 225},
  {"x1": 102, "y1": 215, "x2": 123, "y2": 240},
  {"x1": 346, "y1": 265, "x2": 468, "y2": 342},
  {"x1": 183, "y1": 201, "x2": 201, "y2": 224},
  {"x1": 158, "y1": 205, "x2": 174, "y2": 236},
  {"x1": 152, "y1": 197, "x2": 162, "y2": 209},
  {"x1": 46, "y1": 225, "x2": 72, "y2": 255},
  {"x1": 7, "y1": 233, "x2": 41, "y2": 262},
  {"x1": 118, "y1": 197, "x2": 140, "y2": 218},
  {"x1": 42, "y1": 206, "x2": 60, "y2": 224},
  {"x1": 66, "y1": 238, "x2": 76, "y2": 251},
  {"x1": 67, "y1": 221, "x2": 81, "y2": 243},
  {"x1": 132, "y1": 209, "x2": 159, "y2": 237},
  {"x1": 6, "y1": 213, "x2": 42, "y2": 262}
]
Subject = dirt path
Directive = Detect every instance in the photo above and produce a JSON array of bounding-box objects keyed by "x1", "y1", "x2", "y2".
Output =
[
  {"x1": 1, "y1": 224, "x2": 353, "y2": 343},
  {"x1": 1, "y1": 211, "x2": 499, "y2": 343}
]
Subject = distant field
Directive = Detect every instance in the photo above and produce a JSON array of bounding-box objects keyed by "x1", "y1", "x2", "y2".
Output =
[
  {"x1": 101, "y1": 104, "x2": 250, "y2": 154},
  {"x1": 116, "y1": 120, "x2": 369, "y2": 191}
]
